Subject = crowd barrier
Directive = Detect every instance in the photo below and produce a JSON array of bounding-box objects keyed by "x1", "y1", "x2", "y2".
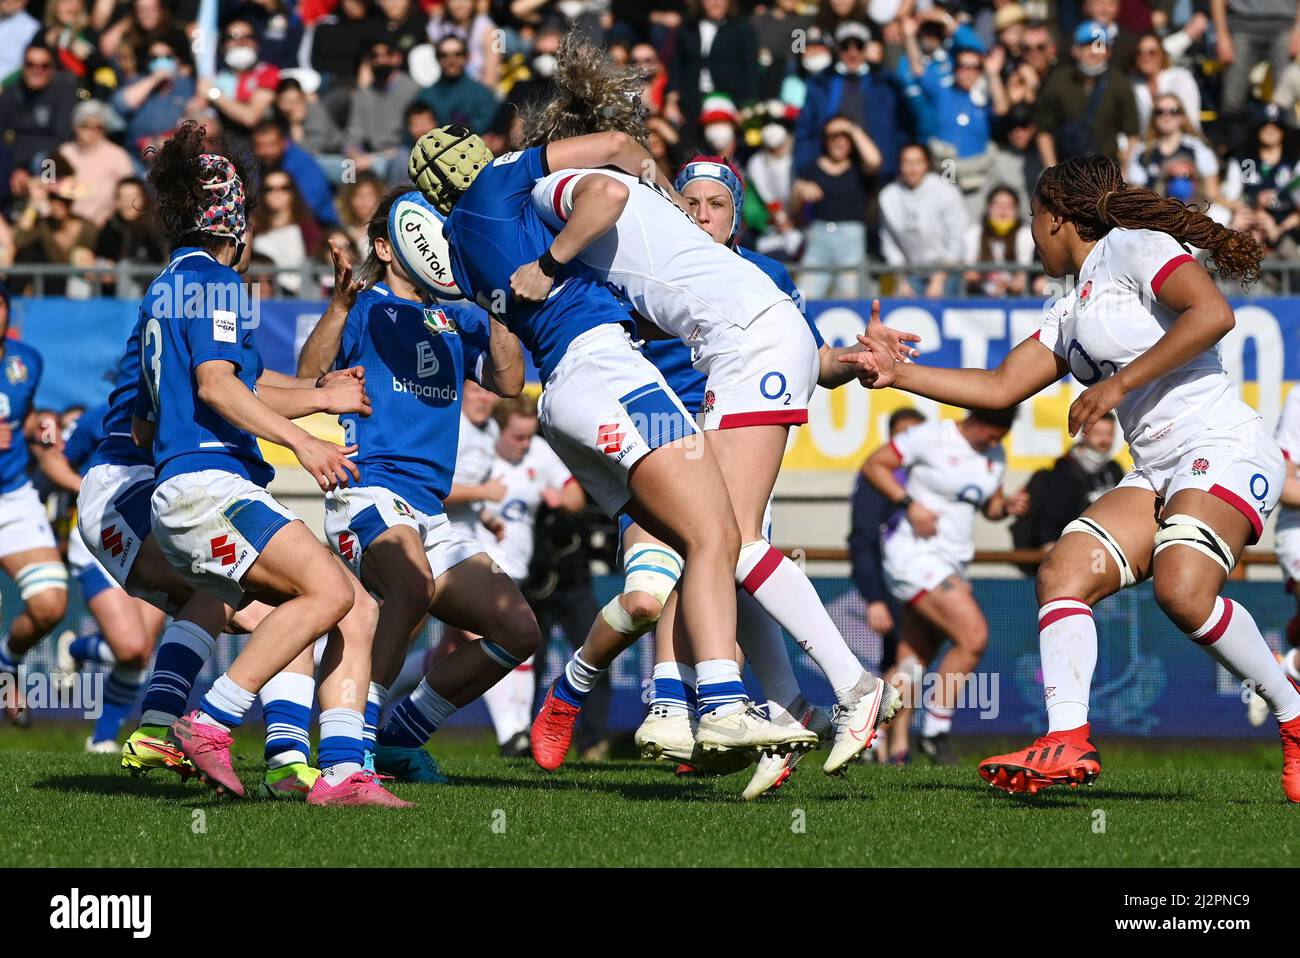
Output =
[{"x1": 6, "y1": 573, "x2": 1287, "y2": 740}]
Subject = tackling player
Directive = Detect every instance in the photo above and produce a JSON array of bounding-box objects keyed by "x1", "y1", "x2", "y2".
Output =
[
  {"x1": 296, "y1": 192, "x2": 542, "y2": 784},
  {"x1": 849, "y1": 154, "x2": 1300, "y2": 802}
]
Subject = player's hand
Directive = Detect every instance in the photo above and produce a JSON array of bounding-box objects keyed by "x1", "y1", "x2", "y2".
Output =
[
  {"x1": 479, "y1": 478, "x2": 508, "y2": 502},
  {"x1": 837, "y1": 300, "x2": 909, "y2": 387},
  {"x1": 293, "y1": 436, "x2": 360, "y2": 491},
  {"x1": 867, "y1": 600, "x2": 894, "y2": 635},
  {"x1": 321, "y1": 365, "x2": 366, "y2": 389},
  {"x1": 510, "y1": 260, "x2": 555, "y2": 302},
  {"x1": 1068, "y1": 377, "x2": 1125, "y2": 438},
  {"x1": 541, "y1": 486, "x2": 564, "y2": 509},
  {"x1": 906, "y1": 500, "x2": 940, "y2": 538},
  {"x1": 482, "y1": 513, "x2": 507, "y2": 541},
  {"x1": 328, "y1": 236, "x2": 361, "y2": 308},
  {"x1": 1006, "y1": 488, "x2": 1031, "y2": 517},
  {"x1": 317, "y1": 369, "x2": 371, "y2": 416}
]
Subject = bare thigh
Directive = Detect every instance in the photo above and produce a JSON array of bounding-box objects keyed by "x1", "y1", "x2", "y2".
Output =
[
  {"x1": 705, "y1": 423, "x2": 788, "y2": 542},
  {"x1": 1036, "y1": 486, "x2": 1162, "y2": 606}
]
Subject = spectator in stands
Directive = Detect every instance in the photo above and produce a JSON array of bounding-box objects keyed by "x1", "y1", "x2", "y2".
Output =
[
  {"x1": 509, "y1": 20, "x2": 564, "y2": 113},
  {"x1": 1019, "y1": 20, "x2": 1057, "y2": 83},
  {"x1": 375, "y1": 0, "x2": 430, "y2": 59},
  {"x1": 1213, "y1": 0, "x2": 1300, "y2": 120},
  {"x1": 13, "y1": 167, "x2": 98, "y2": 297},
  {"x1": 752, "y1": 0, "x2": 814, "y2": 99},
  {"x1": 307, "y1": 0, "x2": 381, "y2": 96},
  {"x1": 1033, "y1": 20, "x2": 1139, "y2": 168},
  {"x1": 227, "y1": 0, "x2": 305, "y2": 71},
  {"x1": 98, "y1": 0, "x2": 188, "y2": 78},
  {"x1": 896, "y1": 9, "x2": 982, "y2": 143},
  {"x1": 645, "y1": 112, "x2": 684, "y2": 182},
  {"x1": 417, "y1": 35, "x2": 498, "y2": 133},
  {"x1": 113, "y1": 34, "x2": 194, "y2": 160},
  {"x1": 346, "y1": 38, "x2": 422, "y2": 182},
  {"x1": 796, "y1": 20, "x2": 908, "y2": 177},
  {"x1": 250, "y1": 169, "x2": 322, "y2": 296},
  {"x1": 0, "y1": 0, "x2": 40, "y2": 83},
  {"x1": 0, "y1": 40, "x2": 77, "y2": 184},
  {"x1": 632, "y1": 41, "x2": 668, "y2": 116},
  {"x1": 338, "y1": 169, "x2": 383, "y2": 257},
  {"x1": 878, "y1": 142, "x2": 968, "y2": 298},
  {"x1": 94, "y1": 176, "x2": 165, "y2": 267},
  {"x1": 252, "y1": 116, "x2": 341, "y2": 228},
  {"x1": 989, "y1": 103, "x2": 1042, "y2": 213},
  {"x1": 793, "y1": 115, "x2": 880, "y2": 298},
  {"x1": 1272, "y1": 57, "x2": 1300, "y2": 127},
  {"x1": 388, "y1": 100, "x2": 438, "y2": 187},
  {"x1": 1225, "y1": 107, "x2": 1300, "y2": 257},
  {"x1": 1130, "y1": 31, "x2": 1202, "y2": 135},
  {"x1": 1080, "y1": 0, "x2": 1139, "y2": 75},
  {"x1": 992, "y1": 2, "x2": 1028, "y2": 68},
  {"x1": 746, "y1": 115, "x2": 801, "y2": 260},
  {"x1": 44, "y1": 0, "x2": 111, "y2": 96},
  {"x1": 208, "y1": 18, "x2": 280, "y2": 147},
  {"x1": 57, "y1": 100, "x2": 135, "y2": 229},
  {"x1": 667, "y1": 0, "x2": 758, "y2": 129},
  {"x1": 963, "y1": 185, "x2": 1035, "y2": 296},
  {"x1": 1012, "y1": 413, "x2": 1124, "y2": 552},
  {"x1": 1129, "y1": 94, "x2": 1224, "y2": 215},
  {"x1": 428, "y1": 0, "x2": 501, "y2": 89},
  {"x1": 275, "y1": 77, "x2": 346, "y2": 158},
  {"x1": 696, "y1": 93, "x2": 742, "y2": 158},
  {"x1": 849, "y1": 405, "x2": 925, "y2": 764}
]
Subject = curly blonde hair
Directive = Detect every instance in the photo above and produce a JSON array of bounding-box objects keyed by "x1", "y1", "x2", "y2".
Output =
[{"x1": 521, "y1": 30, "x2": 649, "y2": 147}]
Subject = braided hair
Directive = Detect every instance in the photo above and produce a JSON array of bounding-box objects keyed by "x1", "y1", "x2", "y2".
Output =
[{"x1": 1034, "y1": 154, "x2": 1262, "y2": 285}]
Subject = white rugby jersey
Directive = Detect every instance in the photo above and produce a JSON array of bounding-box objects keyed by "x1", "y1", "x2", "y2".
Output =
[
  {"x1": 531, "y1": 168, "x2": 790, "y2": 339},
  {"x1": 1275, "y1": 387, "x2": 1300, "y2": 535},
  {"x1": 476, "y1": 436, "x2": 574, "y2": 580},
  {"x1": 446, "y1": 413, "x2": 500, "y2": 534},
  {"x1": 1033, "y1": 227, "x2": 1257, "y2": 467},
  {"x1": 883, "y1": 418, "x2": 1006, "y2": 565}
]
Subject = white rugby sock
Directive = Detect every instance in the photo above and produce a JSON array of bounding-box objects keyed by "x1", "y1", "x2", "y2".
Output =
[
  {"x1": 733, "y1": 588, "x2": 801, "y2": 716},
  {"x1": 736, "y1": 540, "x2": 866, "y2": 703},
  {"x1": 922, "y1": 706, "x2": 954, "y2": 737},
  {"x1": 1038, "y1": 598, "x2": 1097, "y2": 733},
  {"x1": 1189, "y1": 598, "x2": 1300, "y2": 724},
  {"x1": 1284, "y1": 648, "x2": 1300, "y2": 684}
]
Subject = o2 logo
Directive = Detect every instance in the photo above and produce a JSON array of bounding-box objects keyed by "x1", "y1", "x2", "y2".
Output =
[
  {"x1": 1250, "y1": 473, "x2": 1270, "y2": 507},
  {"x1": 1066, "y1": 339, "x2": 1117, "y2": 386},
  {"x1": 499, "y1": 498, "x2": 527, "y2": 522},
  {"x1": 760, "y1": 371, "x2": 790, "y2": 405}
]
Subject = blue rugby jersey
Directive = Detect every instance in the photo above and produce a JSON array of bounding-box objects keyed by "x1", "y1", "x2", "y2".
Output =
[{"x1": 0, "y1": 339, "x2": 43, "y2": 494}]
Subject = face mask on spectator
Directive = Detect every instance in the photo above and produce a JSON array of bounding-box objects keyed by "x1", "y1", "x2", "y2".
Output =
[
  {"x1": 150, "y1": 56, "x2": 177, "y2": 74},
  {"x1": 225, "y1": 46, "x2": 257, "y2": 72},
  {"x1": 1076, "y1": 57, "x2": 1106, "y2": 78},
  {"x1": 987, "y1": 216, "x2": 1018, "y2": 236},
  {"x1": 558, "y1": 0, "x2": 586, "y2": 18},
  {"x1": 373, "y1": 64, "x2": 395, "y2": 85},
  {"x1": 803, "y1": 50, "x2": 832, "y2": 73},
  {"x1": 761, "y1": 123, "x2": 788, "y2": 150},
  {"x1": 1070, "y1": 444, "x2": 1110, "y2": 474},
  {"x1": 533, "y1": 53, "x2": 557, "y2": 78},
  {"x1": 703, "y1": 123, "x2": 736, "y2": 152}
]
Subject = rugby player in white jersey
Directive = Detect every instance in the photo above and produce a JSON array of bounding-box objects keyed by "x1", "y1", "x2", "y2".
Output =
[
  {"x1": 848, "y1": 154, "x2": 1300, "y2": 802},
  {"x1": 1265, "y1": 387, "x2": 1300, "y2": 717}
]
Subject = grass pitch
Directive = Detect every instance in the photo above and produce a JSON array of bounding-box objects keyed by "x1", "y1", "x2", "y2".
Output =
[{"x1": 1, "y1": 723, "x2": 1293, "y2": 868}]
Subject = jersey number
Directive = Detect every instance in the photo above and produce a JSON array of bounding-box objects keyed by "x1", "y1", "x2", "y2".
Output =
[{"x1": 142, "y1": 318, "x2": 163, "y2": 409}]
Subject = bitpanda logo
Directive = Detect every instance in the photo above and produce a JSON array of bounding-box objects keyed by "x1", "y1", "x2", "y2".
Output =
[{"x1": 393, "y1": 378, "x2": 458, "y2": 400}]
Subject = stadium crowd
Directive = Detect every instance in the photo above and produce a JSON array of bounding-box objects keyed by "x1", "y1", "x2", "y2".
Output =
[{"x1": 0, "y1": 0, "x2": 1297, "y2": 299}]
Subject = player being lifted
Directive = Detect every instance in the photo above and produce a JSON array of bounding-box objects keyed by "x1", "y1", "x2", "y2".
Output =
[
  {"x1": 296, "y1": 191, "x2": 542, "y2": 784},
  {"x1": 137, "y1": 122, "x2": 407, "y2": 807},
  {"x1": 481, "y1": 33, "x2": 917, "y2": 773},
  {"x1": 408, "y1": 125, "x2": 818, "y2": 757},
  {"x1": 848, "y1": 154, "x2": 1300, "y2": 802}
]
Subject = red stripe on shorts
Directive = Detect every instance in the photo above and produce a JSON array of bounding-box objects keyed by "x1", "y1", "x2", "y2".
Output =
[
  {"x1": 1209, "y1": 483, "x2": 1263, "y2": 542},
  {"x1": 740, "y1": 545, "x2": 784, "y2": 594}
]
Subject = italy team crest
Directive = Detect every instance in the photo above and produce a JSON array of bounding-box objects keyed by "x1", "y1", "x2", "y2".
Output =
[
  {"x1": 423, "y1": 307, "x2": 456, "y2": 335},
  {"x1": 5, "y1": 355, "x2": 28, "y2": 385}
]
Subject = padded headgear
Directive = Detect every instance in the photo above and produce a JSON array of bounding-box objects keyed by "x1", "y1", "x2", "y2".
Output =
[
  {"x1": 408, "y1": 125, "x2": 495, "y2": 215},
  {"x1": 674, "y1": 156, "x2": 744, "y2": 242}
]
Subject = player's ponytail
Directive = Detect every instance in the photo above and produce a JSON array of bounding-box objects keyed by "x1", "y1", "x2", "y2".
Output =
[
  {"x1": 520, "y1": 28, "x2": 648, "y2": 147},
  {"x1": 353, "y1": 188, "x2": 406, "y2": 290},
  {"x1": 1034, "y1": 155, "x2": 1262, "y2": 286}
]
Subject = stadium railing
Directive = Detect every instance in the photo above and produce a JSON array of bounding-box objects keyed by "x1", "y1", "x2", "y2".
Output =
[{"x1": 7, "y1": 258, "x2": 1300, "y2": 297}]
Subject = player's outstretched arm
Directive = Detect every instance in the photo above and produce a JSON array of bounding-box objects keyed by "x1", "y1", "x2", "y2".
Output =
[
  {"x1": 510, "y1": 173, "x2": 630, "y2": 302},
  {"x1": 195, "y1": 359, "x2": 360, "y2": 492},
  {"x1": 298, "y1": 237, "x2": 360, "y2": 381},
  {"x1": 479, "y1": 315, "x2": 525, "y2": 397},
  {"x1": 1066, "y1": 260, "x2": 1230, "y2": 437}
]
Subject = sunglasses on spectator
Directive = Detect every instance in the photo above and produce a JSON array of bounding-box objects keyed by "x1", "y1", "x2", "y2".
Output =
[
  {"x1": 838, "y1": 38, "x2": 866, "y2": 51},
  {"x1": 1138, "y1": 46, "x2": 1161, "y2": 56},
  {"x1": 437, "y1": 47, "x2": 467, "y2": 60},
  {"x1": 24, "y1": 58, "x2": 54, "y2": 70},
  {"x1": 956, "y1": 60, "x2": 982, "y2": 70},
  {"x1": 1154, "y1": 106, "x2": 1182, "y2": 116},
  {"x1": 266, "y1": 181, "x2": 293, "y2": 192},
  {"x1": 1023, "y1": 42, "x2": 1050, "y2": 51}
]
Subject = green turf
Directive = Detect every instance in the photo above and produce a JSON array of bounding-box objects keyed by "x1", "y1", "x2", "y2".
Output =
[{"x1": 1, "y1": 724, "x2": 1294, "y2": 867}]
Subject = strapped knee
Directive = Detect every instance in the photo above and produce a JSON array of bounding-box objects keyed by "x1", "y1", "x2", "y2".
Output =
[
  {"x1": 1153, "y1": 513, "x2": 1236, "y2": 576},
  {"x1": 17, "y1": 562, "x2": 68, "y2": 601},
  {"x1": 602, "y1": 543, "x2": 684, "y2": 635},
  {"x1": 1062, "y1": 517, "x2": 1136, "y2": 588}
]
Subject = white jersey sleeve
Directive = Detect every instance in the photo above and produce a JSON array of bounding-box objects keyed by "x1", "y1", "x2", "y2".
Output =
[
  {"x1": 1032, "y1": 295, "x2": 1071, "y2": 359},
  {"x1": 1107, "y1": 228, "x2": 1197, "y2": 302},
  {"x1": 531, "y1": 168, "x2": 608, "y2": 232},
  {"x1": 890, "y1": 419, "x2": 940, "y2": 467},
  {"x1": 1276, "y1": 388, "x2": 1300, "y2": 461}
]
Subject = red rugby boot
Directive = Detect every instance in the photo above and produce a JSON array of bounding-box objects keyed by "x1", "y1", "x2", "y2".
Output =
[{"x1": 978, "y1": 724, "x2": 1101, "y2": 795}]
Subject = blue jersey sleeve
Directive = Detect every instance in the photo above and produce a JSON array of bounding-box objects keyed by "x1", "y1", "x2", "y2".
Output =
[
  {"x1": 454, "y1": 306, "x2": 491, "y2": 385},
  {"x1": 335, "y1": 305, "x2": 364, "y2": 371},
  {"x1": 186, "y1": 274, "x2": 247, "y2": 371},
  {"x1": 62, "y1": 406, "x2": 105, "y2": 472}
]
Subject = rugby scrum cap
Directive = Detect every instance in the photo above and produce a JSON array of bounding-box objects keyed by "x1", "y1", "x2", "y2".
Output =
[
  {"x1": 674, "y1": 155, "x2": 744, "y2": 242},
  {"x1": 408, "y1": 124, "x2": 495, "y2": 215}
]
